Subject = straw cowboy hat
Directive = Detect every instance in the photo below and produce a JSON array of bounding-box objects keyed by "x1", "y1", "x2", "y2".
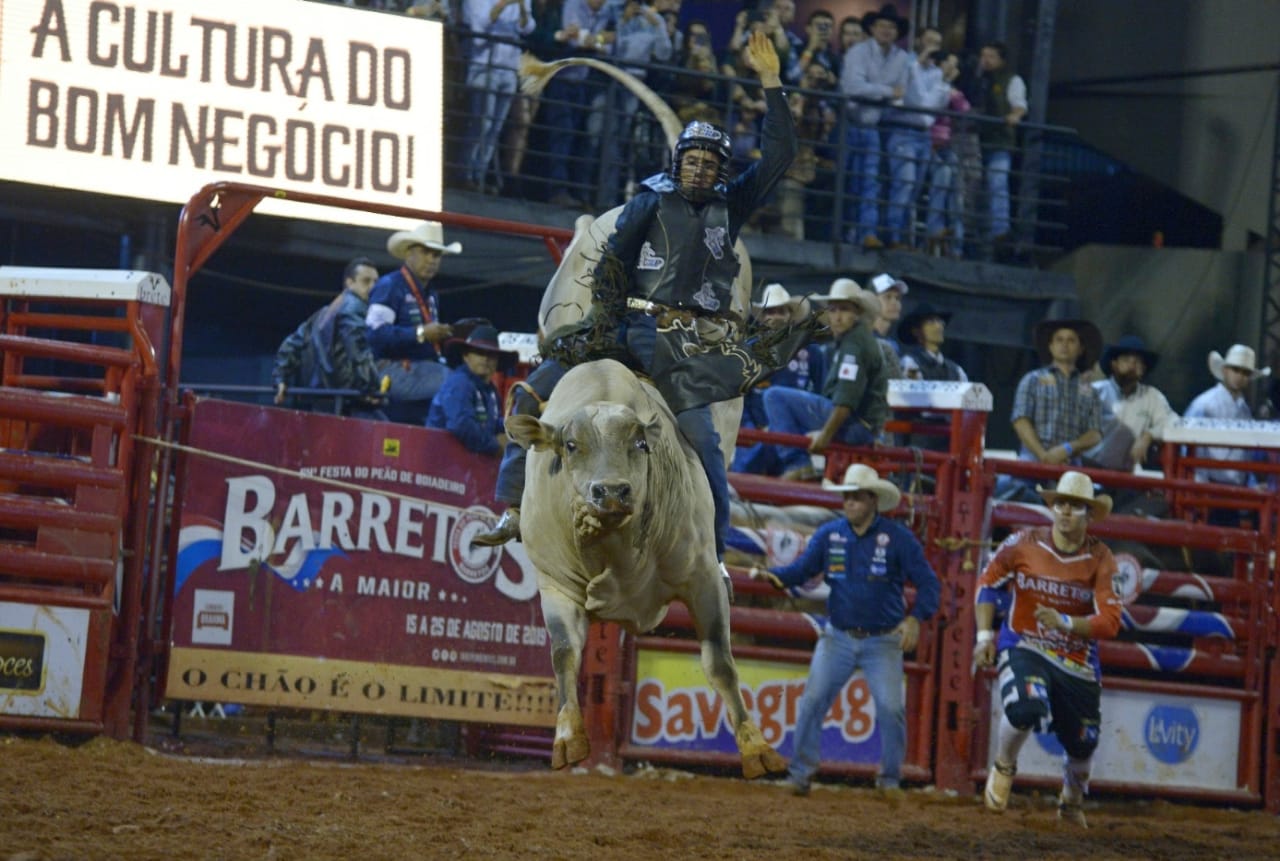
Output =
[
  {"x1": 822, "y1": 463, "x2": 902, "y2": 510},
  {"x1": 442, "y1": 324, "x2": 519, "y2": 373},
  {"x1": 751, "y1": 283, "x2": 810, "y2": 322},
  {"x1": 387, "y1": 221, "x2": 463, "y2": 260},
  {"x1": 1036, "y1": 470, "x2": 1112, "y2": 518},
  {"x1": 1033, "y1": 318, "x2": 1103, "y2": 373},
  {"x1": 810, "y1": 278, "x2": 882, "y2": 318},
  {"x1": 1100, "y1": 335, "x2": 1160, "y2": 374},
  {"x1": 1209, "y1": 344, "x2": 1270, "y2": 381}
]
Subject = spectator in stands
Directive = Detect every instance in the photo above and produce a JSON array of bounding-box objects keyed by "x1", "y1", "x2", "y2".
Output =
[
  {"x1": 1184, "y1": 344, "x2": 1270, "y2": 486},
  {"x1": 462, "y1": 0, "x2": 536, "y2": 194},
  {"x1": 868, "y1": 272, "x2": 907, "y2": 366},
  {"x1": 544, "y1": 0, "x2": 617, "y2": 208},
  {"x1": 791, "y1": 9, "x2": 841, "y2": 83},
  {"x1": 925, "y1": 50, "x2": 970, "y2": 257},
  {"x1": 998, "y1": 319, "x2": 1103, "y2": 499},
  {"x1": 975, "y1": 470, "x2": 1122, "y2": 828},
  {"x1": 763, "y1": 0, "x2": 804, "y2": 82},
  {"x1": 405, "y1": 0, "x2": 452, "y2": 21},
  {"x1": 502, "y1": 0, "x2": 564, "y2": 198},
  {"x1": 899, "y1": 301, "x2": 966, "y2": 382},
  {"x1": 1083, "y1": 335, "x2": 1175, "y2": 472},
  {"x1": 668, "y1": 19, "x2": 722, "y2": 122},
  {"x1": 754, "y1": 462, "x2": 939, "y2": 794},
  {"x1": 779, "y1": 59, "x2": 837, "y2": 239},
  {"x1": 764, "y1": 278, "x2": 887, "y2": 482},
  {"x1": 839, "y1": 4, "x2": 910, "y2": 248},
  {"x1": 732, "y1": 283, "x2": 823, "y2": 475},
  {"x1": 272, "y1": 257, "x2": 383, "y2": 415},
  {"x1": 884, "y1": 33, "x2": 949, "y2": 249},
  {"x1": 427, "y1": 325, "x2": 517, "y2": 455},
  {"x1": 836, "y1": 14, "x2": 866, "y2": 76},
  {"x1": 366, "y1": 222, "x2": 459, "y2": 424},
  {"x1": 975, "y1": 41, "x2": 1027, "y2": 244}
]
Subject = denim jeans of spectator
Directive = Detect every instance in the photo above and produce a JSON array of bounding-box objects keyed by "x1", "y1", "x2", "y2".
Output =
[
  {"x1": 843, "y1": 124, "x2": 883, "y2": 243},
  {"x1": 762, "y1": 387, "x2": 876, "y2": 473},
  {"x1": 589, "y1": 83, "x2": 640, "y2": 208},
  {"x1": 885, "y1": 126, "x2": 932, "y2": 245},
  {"x1": 464, "y1": 63, "x2": 518, "y2": 188},
  {"x1": 543, "y1": 76, "x2": 594, "y2": 198},
  {"x1": 926, "y1": 146, "x2": 963, "y2": 244},
  {"x1": 984, "y1": 148, "x2": 1012, "y2": 238},
  {"x1": 379, "y1": 359, "x2": 448, "y2": 425},
  {"x1": 788, "y1": 627, "x2": 907, "y2": 789}
]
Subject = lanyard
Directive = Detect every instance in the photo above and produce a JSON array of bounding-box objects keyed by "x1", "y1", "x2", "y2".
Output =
[{"x1": 400, "y1": 265, "x2": 437, "y2": 324}]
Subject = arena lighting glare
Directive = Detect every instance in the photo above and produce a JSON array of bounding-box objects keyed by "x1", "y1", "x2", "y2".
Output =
[{"x1": 0, "y1": 0, "x2": 442, "y2": 230}]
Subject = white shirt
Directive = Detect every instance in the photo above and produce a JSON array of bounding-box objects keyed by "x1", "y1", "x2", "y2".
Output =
[
  {"x1": 1184, "y1": 382, "x2": 1253, "y2": 485},
  {"x1": 1093, "y1": 378, "x2": 1176, "y2": 441}
]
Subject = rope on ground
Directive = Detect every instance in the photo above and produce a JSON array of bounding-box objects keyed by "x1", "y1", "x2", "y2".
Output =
[{"x1": 133, "y1": 434, "x2": 437, "y2": 507}]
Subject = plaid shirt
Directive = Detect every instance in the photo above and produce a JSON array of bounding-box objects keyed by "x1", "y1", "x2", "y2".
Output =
[{"x1": 1011, "y1": 365, "x2": 1101, "y2": 452}]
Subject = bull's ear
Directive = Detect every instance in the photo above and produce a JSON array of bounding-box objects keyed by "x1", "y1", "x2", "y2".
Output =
[{"x1": 506, "y1": 414, "x2": 558, "y2": 452}]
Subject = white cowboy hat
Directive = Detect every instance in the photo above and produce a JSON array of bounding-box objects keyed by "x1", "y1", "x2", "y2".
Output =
[
  {"x1": 1036, "y1": 470, "x2": 1112, "y2": 518},
  {"x1": 822, "y1": 463, "x2": 902, "y2": 510},
  {"x1": 751, "y1": 283, "x2": 811, "y2": 323},
  {"x1": 810, "y1": 278, "x2": 882, "y2": 318},
  {"x1": 869, "y1": 272, "x2": 908, "y2": 295},
  {"x1": 387, "y1": 222, "x2": 463, "y2": 260},
  {"x1": 1209, "y1": 344, "x2": 1270, "y2": 381}
]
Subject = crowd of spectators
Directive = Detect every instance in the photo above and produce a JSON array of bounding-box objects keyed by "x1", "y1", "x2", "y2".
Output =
[{"x1": 317, "y1": 0, "x2": 1040, "y2": 259}]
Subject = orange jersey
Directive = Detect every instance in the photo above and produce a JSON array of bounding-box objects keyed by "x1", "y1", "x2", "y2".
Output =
[{"x1": 977, "y1": 527, "x2": 1122, "y2": 681}]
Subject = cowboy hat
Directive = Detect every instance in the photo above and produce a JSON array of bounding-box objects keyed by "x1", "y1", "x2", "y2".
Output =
[
  {"x1": 1033, "y1": 318, "x2": 1103, "y2": 373},
  {"x1": 860, "y1": 3, "x2": 910, "y2": 39},
  {"x1": 1037, "y1": 470, "x2": 1112, "y2": 518},
  {"x1": 823, "y1": 463, "x2": 902, "y2": 510},
  {"x1": 810, "y1": 278, "x2": 882, "y2": 318},
  {"x1": 869, "y1": 272, "x2": 908, "y2": 296},
  {"x1": 1209, "y1": 344, "x2": 1270, "y2": 381},
  {"x1": 897, "y1": 301, "x2": 953, "y2": 345},
  {"x1": 387, "y1": 222, "x2": 463, "y2": 260},
  {"x1": 442, "y1": 324, "x2": 518, "y2": 373},
  {"x1": 751, "y1": 283, "x2": 811, "y2": 325},
  {"x1": 1100, "y1": 334, "x2": 1159, "y2": 374}
]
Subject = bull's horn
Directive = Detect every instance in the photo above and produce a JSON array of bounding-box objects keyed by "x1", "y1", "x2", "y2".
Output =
[{"x1": 517, "y1": 53, "x2": 683, "y2": 148}]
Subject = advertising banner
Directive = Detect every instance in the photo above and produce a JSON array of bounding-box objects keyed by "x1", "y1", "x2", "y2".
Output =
[
  {"x1": 166, "y1": 398, "x2": 556, "y2": 727},
  {"x1": 0, "y1": 601, "x2": 90, "y2": 719},
  {"x1": 0, "y1": 0, "x2": 441, "y2": 229},
  {"x1": 987, "y1": 681, "x2": 1242, "y2": 792},
  {"x1": 630, "y1": 649, "x2": 883, "y2": 766}
]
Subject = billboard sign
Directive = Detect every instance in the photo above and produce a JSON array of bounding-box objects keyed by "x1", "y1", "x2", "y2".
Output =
[
  {"x1": 165, "y1": 398, "x2": 556, "y2": 727},
  {"x1": 0, "y1": 0, "x2": 441, "y2": 228}
]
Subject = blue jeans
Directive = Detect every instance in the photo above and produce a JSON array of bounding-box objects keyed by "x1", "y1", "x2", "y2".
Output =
[
  {"x1": 761, "y1": 387, "x2": 875, "y2": 473},
  {"x1": 789, "y1": 627, "x2": 907, "y2": 788},
  {"x1": 885, "y1": 127, "x2": 932, "y2": 245},
  {"x1": 843, "y1": 125, "x2": 883, "y2": 242},
  {"x1": 464, "y1": 64, "x2": 518, "y2": 187},
  {"x1": 379, "y1": 359, "x2": 448, "y2": 425},
  {"x1": 984, "y1": 148, "x2": 1012, "y2": 238},
  {"x1": 494, "y1": 359, "x2": 567, "y2": 506},
  {"x1": 925, "y1": 146, "x2": 962, "y2": 242},
  {"x1": 543, "y1": 77, "x2": 592, "y2": 194}
]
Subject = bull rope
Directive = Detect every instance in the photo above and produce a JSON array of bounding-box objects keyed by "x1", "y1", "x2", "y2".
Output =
[{"x1": 133, "y1": 434, "x2": 440, "y2": 507}]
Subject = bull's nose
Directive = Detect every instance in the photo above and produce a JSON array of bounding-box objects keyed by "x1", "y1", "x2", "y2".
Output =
[{"x1": 588, "y1": 480, "x2": 633, "y2": 510}]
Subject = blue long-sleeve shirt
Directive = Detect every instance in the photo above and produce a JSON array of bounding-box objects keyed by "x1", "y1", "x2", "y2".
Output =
[
  {"x1": 770, "y1": 514, "x2": 939, "y2": 631},
  {"x1": 366, "y1": 267, "x2": 443, "y2": 362},
  {"x1": 426, "y1": 366, "x2": 503, "y2": 454}
]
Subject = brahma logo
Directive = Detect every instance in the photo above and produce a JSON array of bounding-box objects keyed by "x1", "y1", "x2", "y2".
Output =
[
  {"x1": 448, "y1": 507, "x2": 504, "y2": 585},
  {"x1": 1145, "y1": 704, "x2": 1199, "y2": 764},
  {"x1": 1111, "y1": 552, "x2": 1142, "y2": 605}
]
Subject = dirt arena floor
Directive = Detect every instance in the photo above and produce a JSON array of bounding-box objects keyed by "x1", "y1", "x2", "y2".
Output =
[{"x1": 3, "y1": 713, "x2": 1278, "y2": 861}]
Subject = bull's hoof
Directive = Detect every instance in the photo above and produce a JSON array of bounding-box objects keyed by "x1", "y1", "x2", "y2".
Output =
[
  {"x1": 740, "y1": 746, "x2": 788, "y2": 779},
  {"x1": 551, "y1": 735, "x2": 591, "y2": 770}
]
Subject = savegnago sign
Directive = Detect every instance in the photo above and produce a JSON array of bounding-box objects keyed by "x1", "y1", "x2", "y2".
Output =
[{"x1": 0, "y1": 0, "x2": 441, "y2": 229}]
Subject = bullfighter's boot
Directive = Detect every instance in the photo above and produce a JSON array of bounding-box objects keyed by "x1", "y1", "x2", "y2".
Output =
[{"x1": 472, "y1": 507, "x2": 521, "y2": 547}]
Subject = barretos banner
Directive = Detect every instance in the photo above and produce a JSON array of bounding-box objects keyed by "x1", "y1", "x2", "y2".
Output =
[{"x1": 165, "y1": 398, "x2": 557, "y2": 727}]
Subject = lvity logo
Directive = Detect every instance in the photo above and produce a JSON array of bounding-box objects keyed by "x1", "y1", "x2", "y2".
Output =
[{"x1": 1145, "y1": 704, "x2": 1199, "y2": 764}]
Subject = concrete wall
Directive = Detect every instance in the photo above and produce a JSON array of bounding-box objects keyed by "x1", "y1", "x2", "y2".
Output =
[
  {"x1": 1049, "y1": 0, "x2": 1279, "y2": 250},
  {"x1": 1052, "y1": 244, "x2": 1264, "y2": 411}
]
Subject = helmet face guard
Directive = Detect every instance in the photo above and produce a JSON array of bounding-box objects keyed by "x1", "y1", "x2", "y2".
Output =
[{"x1": 672, "y1": 121, "x2": 732, "y2": 199}]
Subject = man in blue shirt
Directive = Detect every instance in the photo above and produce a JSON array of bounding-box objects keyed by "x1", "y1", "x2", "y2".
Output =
[
  {"x1": 753, "y1": 463, "x2": 939, "y2": 794},
  {"x1": 427, "y1": 325, "x2": 517, "y2": 456}
]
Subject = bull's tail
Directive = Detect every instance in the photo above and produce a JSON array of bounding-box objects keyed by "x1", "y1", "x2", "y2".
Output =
[{"x1": 519, "y1": 53, "x2": 683, "y2": 148}]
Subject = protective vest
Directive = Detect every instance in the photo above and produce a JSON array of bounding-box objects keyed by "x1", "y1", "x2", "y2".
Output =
[
  {"x1": 977, "y1": 66, "x2": 1017, "y2": 149},
  {"x1": 902, "y1": 345, "x2": 965, "y2": 382},
  {"x1": 630, "y1": 191, "x2": 739, "y2": 316}
]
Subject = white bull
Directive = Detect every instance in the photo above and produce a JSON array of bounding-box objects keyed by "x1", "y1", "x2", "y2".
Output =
[{"x1": 507, "y1": 359, "x2": 786, "y2": 778}]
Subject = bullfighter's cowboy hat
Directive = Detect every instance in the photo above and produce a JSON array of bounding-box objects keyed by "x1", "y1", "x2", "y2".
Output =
[
  {"x1": 387, "y1": 221, "x2": 463, "y2": 260},
  {"x1": 897, "y1": 302, "x2": 953, "y2": 345},
  {"x1": 1100, "y1": 335, "x2": 1160, "y2": 374},
  {"x1": 1033, "y1": 318, "x2": 1103, "y2": 373},
  {"x1": 751, "y1": 283, "x2": 811, "y2": 323},
  {"x1": 810, "y1": 278, "x2": 882, "y2": 318},
  {"x1": 1209, "y1": 344, "x2": 1270, "y2": 381},
  {"x1": 822, "y1": 463, "x2": 902, "y2": 511},
  {"x1": 1037, "y1": 470, "x2": 1112, "y2": 518},
  {"x1": 442, "y1": 324, "x2": 519, "y2": 373}
]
